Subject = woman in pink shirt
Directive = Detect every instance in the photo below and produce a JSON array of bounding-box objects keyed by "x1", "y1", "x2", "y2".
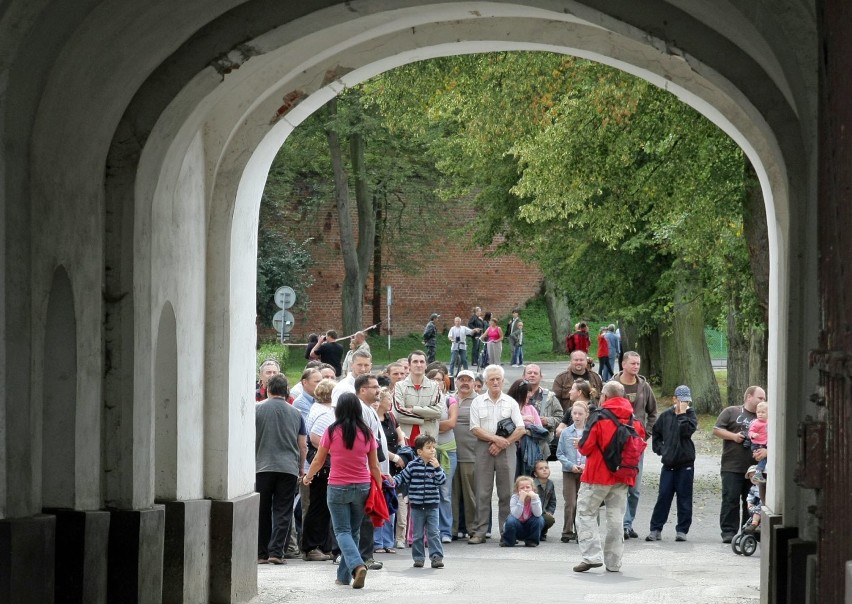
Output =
[
  {"x1": 304, "y1": 393, "x2": 382, "y2": 589},
  {"x1": 482, "y1": 318, "x2": 504, "y2": 365}
]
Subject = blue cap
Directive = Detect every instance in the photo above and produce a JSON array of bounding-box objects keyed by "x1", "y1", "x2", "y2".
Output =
[{"x1": 674, "y1": 385, "x2": 692, "y2": 401}]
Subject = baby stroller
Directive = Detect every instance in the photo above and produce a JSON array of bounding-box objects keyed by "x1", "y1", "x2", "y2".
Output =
[{"x1": 731, "y1": 520, "x2": 760, "y2": 556}]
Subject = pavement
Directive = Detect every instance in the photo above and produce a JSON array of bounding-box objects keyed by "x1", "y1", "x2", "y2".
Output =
[{"x1": 252, "y1": 362, "x2": 761, "y2": 603}]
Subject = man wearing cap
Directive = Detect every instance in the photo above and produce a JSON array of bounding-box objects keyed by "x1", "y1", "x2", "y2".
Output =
[
  {"x1": 448, "y1": 316, "x2": 479, "y2": 376},
  {"x1": 452, "y1": 369, "x2": 479, "y2": 539},
  {"x1": 423, "y1": 313, "x2": 439, "y2": 363},
  {"x1": 645, "y1": 385, "x2": 698, "y2": 542}
]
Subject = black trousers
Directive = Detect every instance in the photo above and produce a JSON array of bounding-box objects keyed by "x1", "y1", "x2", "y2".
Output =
[
  {"x1": 256, "y1": 471, "x2": 298, "y2": 558},
  {"x1": 301, "y1": 467, "x2": 332, "y2": 552},
  {"x1": 359, "y1": 512, "x2": 375, "y2": 560},
  {"x1": 720, "y1": 470, "x2": 752, "y2": 536}
]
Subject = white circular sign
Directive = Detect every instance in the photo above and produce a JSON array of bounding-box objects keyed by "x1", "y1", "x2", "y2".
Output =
[
  {"x1": 272, "y1": 310, "x2": 295, "y2": 334},
  {"x1": 274, "y1": 286, "x2": 296, "y2": 309}
]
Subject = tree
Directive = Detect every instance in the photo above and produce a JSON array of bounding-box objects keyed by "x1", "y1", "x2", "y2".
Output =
[{"x1": 369, "y1": 52, "x2": 764, "y2": 410}]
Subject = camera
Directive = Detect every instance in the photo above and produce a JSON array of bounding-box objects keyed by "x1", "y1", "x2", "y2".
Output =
[{"x1": 455, "y1": 337, "x2": 461, "y2": 343}]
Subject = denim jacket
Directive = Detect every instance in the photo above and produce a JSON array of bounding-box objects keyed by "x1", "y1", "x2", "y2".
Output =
[{"x1": 556, "y1": 424, "x2": 587, "y2": 473}]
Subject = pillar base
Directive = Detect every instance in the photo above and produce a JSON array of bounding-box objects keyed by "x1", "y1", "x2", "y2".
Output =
[
  {"x1": 107, "y1": 506, "x2": 165, "y2": 604},
  {"x1": 210, "y1": 493, "x2": 258, "y2": 603},
  {"x1": 45, "y1": 508, "x2": 110, "y2": 603},
  {"x1": 0, "y1": 514, "x2": 55, "y2": 603},
  {"x1": 162, "y1": 499, "x2": 211, "y2": 604}
]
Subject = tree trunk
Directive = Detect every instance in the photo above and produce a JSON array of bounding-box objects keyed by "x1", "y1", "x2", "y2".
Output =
[
  {"x1": 631, "y1": 325, "x2": 661, "y2": 385},
  {"x1": 726, "y1": 304, "x2": 750, "y2": 408},
  {"x1": 542, "y1": 278, "x2": 571, "y2": 354},
  {"x1": 748, "y1": 326, "x2": 767, "y2": 387},
  {"x1": 326, "y1": 98, "x2": 361, "y2": 336},
  {"x1": 742, "y1": 162, "x2": 770, "y2": 325},
  {"x1": 658, "y1": 271, "x2": 721, "y2": 414}
]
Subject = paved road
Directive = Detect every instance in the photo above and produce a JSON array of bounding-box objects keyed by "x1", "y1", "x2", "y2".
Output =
[{"x1": 252, "y1": 370, "x2": 761, "y2": 603}]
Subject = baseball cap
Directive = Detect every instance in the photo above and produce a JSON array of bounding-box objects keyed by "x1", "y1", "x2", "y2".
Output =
[
  {"x1": 430, "y1": 313, "x2": 439, "y2": 320},
  {"x1": 674, "y1": 385, "x2": 692, "y2": 401},
  {"x1": 456, "y1": 370, "x2": 476, "y2": 380}
]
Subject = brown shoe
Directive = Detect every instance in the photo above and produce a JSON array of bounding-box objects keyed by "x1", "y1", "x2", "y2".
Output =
[
  {"x1": 257, "y1": 558, "x2": 269, "y2": 565},
  {"x1": 467, "y1": 535, "x2": 486, "y2": 544},
  {"x1": 267, "y1": 557, "x2": 285, "y2": 565},
  {"x1": 573, "y1": 561, "x2": 603, "y2": 572},
  {"x1": 352, "y1": 565, "x2": 367, "y2": 589},
  {"x1": 302, "y1": 549, "x2": 332, "y2": 562}
]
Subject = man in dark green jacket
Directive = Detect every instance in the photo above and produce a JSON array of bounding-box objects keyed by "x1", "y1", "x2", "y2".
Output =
[{"x1": 644, "y1": 384, "x2": 697, "y2": 542}]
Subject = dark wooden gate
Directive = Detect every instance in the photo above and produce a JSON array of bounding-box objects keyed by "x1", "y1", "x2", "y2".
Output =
[{"x1": 815, "y1": 1, "x2": 852, "y2": 602}]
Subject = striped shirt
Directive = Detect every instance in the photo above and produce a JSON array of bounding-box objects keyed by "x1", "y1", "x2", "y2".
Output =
[{"x1": 393, "y1": 457, "x2": 446, "y2": 507}]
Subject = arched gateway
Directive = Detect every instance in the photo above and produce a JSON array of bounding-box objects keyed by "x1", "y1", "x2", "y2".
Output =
[{"x1": 1, "y1": 1, "x2": 845, "y2": 602}]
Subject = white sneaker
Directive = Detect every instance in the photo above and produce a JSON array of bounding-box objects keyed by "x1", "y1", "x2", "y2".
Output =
[{"x1": 441, "y1": 535, "x2": 452, "y2": 543}]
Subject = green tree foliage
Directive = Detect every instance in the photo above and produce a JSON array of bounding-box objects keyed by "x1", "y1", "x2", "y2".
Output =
[{"x1": 366, "y1": 52, "x2": 761, "y2": 409}]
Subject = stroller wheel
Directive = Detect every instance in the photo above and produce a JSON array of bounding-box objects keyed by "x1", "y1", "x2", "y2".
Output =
[
  {"x1": 741, "y1": 535, "x2": 758, "y2": 556},
  {"x1": 731, "y1": 534, "x2": 744, "y2": 555}
]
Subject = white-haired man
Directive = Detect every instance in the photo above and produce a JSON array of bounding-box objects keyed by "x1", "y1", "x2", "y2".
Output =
[{"x1": 467, "y1": 365, "x2": 525, "y2": 544}]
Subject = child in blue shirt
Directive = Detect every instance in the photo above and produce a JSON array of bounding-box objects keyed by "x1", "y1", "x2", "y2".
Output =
[{"x1": 393, "y1": 434, "x2": 447, "y2": 568}]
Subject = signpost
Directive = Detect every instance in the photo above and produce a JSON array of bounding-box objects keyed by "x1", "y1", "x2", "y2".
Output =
[
  {"x1": 387, "y1": 286, "x2": 392, "y2": 352},
  {"x1": 273, "y1": 286, "x2": 296, "y2": 342}
]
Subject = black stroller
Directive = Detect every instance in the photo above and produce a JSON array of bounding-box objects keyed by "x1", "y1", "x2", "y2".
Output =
[{"x1": 731, "y1": 520, "x2": 760, "y2": 556}]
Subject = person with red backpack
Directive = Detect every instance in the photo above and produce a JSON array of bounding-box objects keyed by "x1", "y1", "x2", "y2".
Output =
[
  {"x1": 572, "y1": 381, "x2": 647, "y2": 573},
  {"x1": 565, "y1": 322, "x2": 591, "y2": 355}
]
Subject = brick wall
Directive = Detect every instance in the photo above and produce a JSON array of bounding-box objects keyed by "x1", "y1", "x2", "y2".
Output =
[{"x1": 277, "y1": 199, "x2": 542, "y2": 340}]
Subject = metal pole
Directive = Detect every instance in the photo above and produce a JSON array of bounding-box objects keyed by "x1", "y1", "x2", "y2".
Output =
[{"x1": 387, "y1": 286, "x2": 392, "y2": 353}]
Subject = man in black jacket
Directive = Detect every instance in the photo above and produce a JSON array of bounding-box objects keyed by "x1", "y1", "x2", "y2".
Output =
[{"x1": 645, "y1": 384, "x2": 697, "y2": 542}]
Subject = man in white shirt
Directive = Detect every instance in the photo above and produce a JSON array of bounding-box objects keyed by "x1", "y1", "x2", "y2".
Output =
[
  {"x1": 331, "y1": 349, "x2": 372, "y2": 406},
  {"x1": 448, "y1": 316, "x2": 478, "y2": 376},
  {"x1": 467, "y1": 365, "x2": 525, "y2": 544}
]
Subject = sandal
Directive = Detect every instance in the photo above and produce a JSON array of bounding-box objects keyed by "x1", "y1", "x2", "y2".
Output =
[
  {"x1": 385, "y1": 548, "x2": 397, "y2": 554},
  {"x1": 374, "y1": 548, "x2": 387, "y2": 554}
]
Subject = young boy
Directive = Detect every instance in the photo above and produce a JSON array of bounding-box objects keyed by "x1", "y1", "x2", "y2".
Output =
[
  {"x1": 532, "y1": 460, "x2": 557, "y2": 540},
  {"x1": 510, "y1": 321, "x2": 524, "y2": 367},
  {"x1": 645, "y1": 384, "x2": 698, "y2": 542},
  {"x1": 393, "y1": 434, "x2": 447, "y2": 568}
]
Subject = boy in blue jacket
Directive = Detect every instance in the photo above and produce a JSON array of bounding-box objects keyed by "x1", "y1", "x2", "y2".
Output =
[
  {"x1": 645, "y1": 385, "x2": 698, "y2": 542},
  {"x1": 394, "y1": 434, "x2": 447, "y2": 568}
]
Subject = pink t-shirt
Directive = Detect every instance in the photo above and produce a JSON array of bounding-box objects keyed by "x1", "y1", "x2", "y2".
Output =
[
  {"x1": 321, "y1": 425, "x2": 377, "y2": 485},
  {"x1": 521, "y1": 403, "x2": 542, "y2": 427},
  {"x1": 749, "y1": 418, "x2": 768, "y2": 446}
]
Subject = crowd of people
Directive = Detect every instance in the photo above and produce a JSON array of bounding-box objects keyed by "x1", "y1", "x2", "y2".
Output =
[{"x1": 254, "y1": 319, "x2": 770, "y2": 589}]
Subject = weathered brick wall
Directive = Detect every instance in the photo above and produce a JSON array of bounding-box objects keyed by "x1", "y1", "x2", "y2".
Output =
[{"x1": 279, "y1": 200, "x2": 542, "y2": 340}]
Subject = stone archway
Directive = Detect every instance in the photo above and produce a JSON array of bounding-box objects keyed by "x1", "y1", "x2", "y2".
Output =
[{"x1": 0, "y1": 2, "x2": 824, "y2": 602}]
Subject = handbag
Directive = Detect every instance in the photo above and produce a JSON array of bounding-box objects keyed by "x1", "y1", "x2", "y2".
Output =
[{"x1": 496, "y1": 417, "x2": 517, "y2": 438}]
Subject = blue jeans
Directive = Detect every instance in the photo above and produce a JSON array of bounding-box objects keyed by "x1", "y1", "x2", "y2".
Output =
[
  {"x1": 449, "y1": 348, "x2": 469, "y2": 375},
  {"x1": 411, "y1": 506, "x2": 443, "y2": 562},
  {"x1": 623, "y1": 454, "x2": 644, "y2": 529},
  {"x1": 438, "y1": 450, "x2": 457, "y2": 539},
  {"x1": 374, "y1": 514, "x2": 396, "y2": 549},
  {"x1": 511, "y1": 345, "x2": 524, "y2": 365},
  {"x1": 649, "y1": 465, "x2": 694, "y2": 534},
  {"x1": 501, "y1": 514, "x2": 544, "y2": 546},
  {"x1": 327, "y1": 483, "x2": 370, "y2": 584},
  {"x1": 598, "y1": 356, "x2": 614, "y2": 381}
]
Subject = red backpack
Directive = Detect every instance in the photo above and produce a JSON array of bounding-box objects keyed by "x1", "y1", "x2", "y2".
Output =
[{"x1": 596, "y1": 408, "x2": 647, "y2": 482}]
